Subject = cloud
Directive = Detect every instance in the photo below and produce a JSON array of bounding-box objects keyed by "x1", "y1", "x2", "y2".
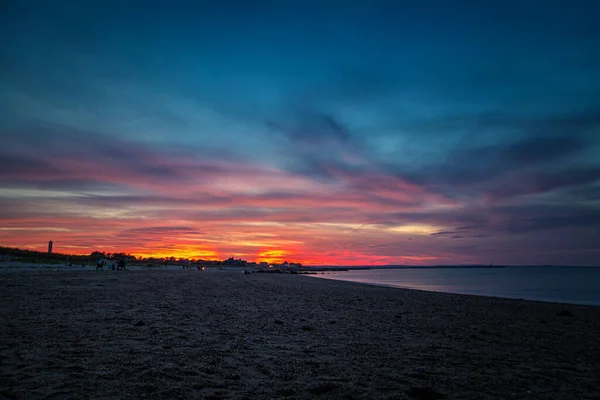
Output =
[
  {"x1": 265, "y1": 102, "x2": 600, "y2": 210},
  {"x1": 0, "y1": 178, "x2": 122, "y2": 192},
  {"x1": 116, "y1": 226, "x2": 205, "y2": 242},
  {"x1": 564, "y1": 184, "x2": 600, "y2": 202},
  {"x1": 390, "y1": 128, "x2": 600, "y2": 202},
  {"x1": 501, "y1": 135, "x2": 585, "y2": 165},
  {"x1": 2, "y1": 114, "x2": 598, "y2": 265},
  {"x1": 430, "y1": 225, "x2": 486, "y2": 239},
  {"x1": 0, "y1": 122, "x2": 280, "y2": 192},
  {"x1": 486, "y1": 166, "x2": 600, "y2": 200},
  {"x1": 0, "y1": 153, "x2": 63, "y2": 177},
  {"x1": 266, "y1": 111, "x2": 351, "y2": 144},
  {"x1": 402, "y1": 133, "x2": 590, "y2": 187},
  {"x1": 493, "y1": 203, "x2": 600, "y2": 233},
  {"x1": 411, "y1": 108, "x2": 600, "y2": 137}
]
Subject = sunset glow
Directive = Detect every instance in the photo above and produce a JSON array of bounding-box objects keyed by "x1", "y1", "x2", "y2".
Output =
[{"x1": 1, "y1": 2, "x2": 599, "y2": 266}]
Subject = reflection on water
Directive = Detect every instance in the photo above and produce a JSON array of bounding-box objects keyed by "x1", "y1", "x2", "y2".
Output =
[{"x1": 311, "y1": 267, "x2": 600, "y2": 306}]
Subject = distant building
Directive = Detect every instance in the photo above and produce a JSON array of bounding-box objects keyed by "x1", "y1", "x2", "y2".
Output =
[
  {"x1": 223, "y1": 257, "x2": 247, "y2": 266},
  {"x1": 48, "y1": 241, "x2": 53, "y2": 254}
]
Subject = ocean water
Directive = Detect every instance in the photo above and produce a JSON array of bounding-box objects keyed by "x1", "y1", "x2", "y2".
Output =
[{"x1": 310, "y1": 266, "x2": 600, "y2": 306}]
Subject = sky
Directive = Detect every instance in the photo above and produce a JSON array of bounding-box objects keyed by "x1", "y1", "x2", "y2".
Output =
[{"x1": 1, "y1": 1, "x2": 600, "y2": 265}]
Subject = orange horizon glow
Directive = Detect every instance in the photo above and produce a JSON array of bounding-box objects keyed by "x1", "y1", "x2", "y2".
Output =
[
  {"x1": 0, "y1": 237, "x2": 444, "y2": 266},
  {"x1": 0, "y1": 244, "x2": 442, "y2": 266},
  {"x1": 3, "y1": 143, "x2": 584, "y2": 266},
  {"x1": 0, "y1": 211, "x2": 458, "y2": 265}
]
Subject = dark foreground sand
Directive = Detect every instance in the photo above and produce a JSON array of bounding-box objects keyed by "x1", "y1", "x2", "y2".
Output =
[{"x1": 1, "y1": 270, "x2": 599, "y2": 400}]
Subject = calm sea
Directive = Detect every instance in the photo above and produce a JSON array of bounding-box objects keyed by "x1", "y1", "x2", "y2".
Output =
[{"x1": 310, "y1": 266, "x2": 600, "y2": 306}]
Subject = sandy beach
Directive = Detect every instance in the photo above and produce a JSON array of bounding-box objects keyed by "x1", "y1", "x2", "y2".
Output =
[{"x1": 1, "y1": 269, "x2": 599, "y2": 400}]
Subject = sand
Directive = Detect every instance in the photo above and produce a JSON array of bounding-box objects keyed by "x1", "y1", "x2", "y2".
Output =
[{"x1": 1, "y1": 269, "x2": 599, "y2": 400}]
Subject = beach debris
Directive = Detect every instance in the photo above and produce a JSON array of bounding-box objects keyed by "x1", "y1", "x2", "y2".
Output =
[
  {"x1": 274, "y1": 319, "x2": 284, "y2": 325},
  {"x1": 301, "y1": 325, "x2": 315, "y2": 331},
  {"x1": 406, "y1": 386, "x2": 445, "y2": 399},
  {"x1": 555, "y1": 310, "x2": 573, "y2": 317}
]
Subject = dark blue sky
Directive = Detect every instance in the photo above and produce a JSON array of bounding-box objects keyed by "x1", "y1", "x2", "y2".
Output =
[{"x1": 1, "y1": 1, "x2": 599, "y2": 264}]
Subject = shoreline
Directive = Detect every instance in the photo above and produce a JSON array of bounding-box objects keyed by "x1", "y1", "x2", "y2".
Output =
[
  {"x1": 1, "y1": 263, "x2": 598, "y2": 308},
  {"x1": 306, "y1": 274, "x2": 600, "y2": 308}
]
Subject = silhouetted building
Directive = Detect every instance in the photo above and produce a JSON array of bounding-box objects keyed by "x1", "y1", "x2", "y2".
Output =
[
  {"x1": 223, "y1": 257, "x2": 247, "y2": 266},
  {"x1": 48, "y1": 241, "x2": 53, "y2": 254}
]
